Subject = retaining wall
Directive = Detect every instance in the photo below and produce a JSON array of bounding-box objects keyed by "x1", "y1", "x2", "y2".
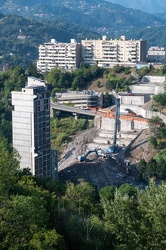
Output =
[{"x1": 94, "y1": 115, "x2": 149, "y2": 132}]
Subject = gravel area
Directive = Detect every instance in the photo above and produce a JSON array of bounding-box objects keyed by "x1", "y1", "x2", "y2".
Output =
[
  {"x1": 58, "y1": 127, "x2": 99, "y2": 171},
  {"x1": 58, "y1": 127, "x2": 153, "y2": 189}
]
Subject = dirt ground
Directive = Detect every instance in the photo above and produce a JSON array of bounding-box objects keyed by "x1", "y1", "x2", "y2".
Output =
[{"x1": 58, "y1": 127, "x2": 154, "y2": 190}]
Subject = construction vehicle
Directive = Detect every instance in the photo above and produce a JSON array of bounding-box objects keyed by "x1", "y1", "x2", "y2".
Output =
[
  {"x1": 78, "y1": 149, "x2": 99, "y2": 162},
  {"x1": 78, "y1": 147, "x2": 114, "y2": 162}
]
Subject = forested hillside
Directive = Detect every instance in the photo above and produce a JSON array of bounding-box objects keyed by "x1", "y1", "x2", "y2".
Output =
[
  {"x1": 126, "y1": 26, "x2": 166, "y2": 48},
  {"x1": 0, "y1": 14, "x2": 97, "y2": 69},
  {"x1": 106, "y1": 0, "x2": 166, "y2": 13},
  {"x1": 1, "y1": 0, "x2": 165, "y2": 36},
  {"x1": 0, "y1": 147, "x2": 166, "y2": 249}
]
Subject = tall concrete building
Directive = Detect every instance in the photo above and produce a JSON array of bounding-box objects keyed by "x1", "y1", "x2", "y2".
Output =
[
  {"x1": 37, "y1": 39, "x2": 81, "y2": 72},
  {"x1": 81, "y1": 36, "x2": 147, "y2": 67},
  {"x1": 12, "y1": 77, "x2": 57, "y2": 179}
]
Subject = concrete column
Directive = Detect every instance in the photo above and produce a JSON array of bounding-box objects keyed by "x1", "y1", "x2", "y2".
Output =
[{"x1": 73, "y1": 112, "x2": 78, "y2": 120}]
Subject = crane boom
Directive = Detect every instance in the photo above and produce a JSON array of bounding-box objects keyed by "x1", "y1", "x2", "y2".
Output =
[{"x1": 113, "y1": 98, "x2": 120, "y2": 145}]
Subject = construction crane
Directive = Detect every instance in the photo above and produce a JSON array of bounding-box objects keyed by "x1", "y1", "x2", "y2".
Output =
[{"x1": 113, "y1": 97, "x2": 120, "y2": 145}]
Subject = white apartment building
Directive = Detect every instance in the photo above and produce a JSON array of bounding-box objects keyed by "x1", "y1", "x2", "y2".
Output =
[
  {"x1": 37, "y1": 39, "x2": 81, "y2": 72},
  {"x1": 81, "y1": 36, "x2": 147, "y2": 67},
  {"x1": 147, "y1": 46, "x2": 166, "y2": 63},
  {"x1": 12, "y1": 77, "x2": 58, "y2": 179}
]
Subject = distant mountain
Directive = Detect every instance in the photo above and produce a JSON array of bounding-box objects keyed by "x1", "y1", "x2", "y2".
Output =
[
  {"x1": 0, "y1": 0, "x2": 165, "y2": 70},
  {"x1": 0, "y1": 14, "x2": 97, "y2": 69},
  {"x1": 0, "y1": 0, "x2": 165, "y2": 37},
  {"x1": 126, "y1": 26, "x2": 166, "y2": 48},
  {"x1": 106, "y1": 0, "x2": 166, "y2": 13}
]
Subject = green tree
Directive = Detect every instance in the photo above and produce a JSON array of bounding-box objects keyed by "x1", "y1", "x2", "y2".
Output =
[
  {"x1": 29, "y1": 229, "x2": 67, "y2": 250},
  {"x1": 118, "y1": 183, "x2": 137, "y2": 198},
  {"x1": 0, "y1": 195, "x2": 49, "y2": 249},
  {"x1": 99, "y1": 186, "x2": 116, "y2": 201},
  {"x1": 150, "y1": 136, "x2": 158, "y2": 149},
  {"x1": 96, "y1": 80, "x2": 101, "y2": 88},
  {"x1": 27, "y1": 63, "x2": 43, "y2": 79},
  {"x1": 137, "y1": 158, "x2": 147, "y2": 179},
  {"x1": 102, "y1": 181, "x2": 166, "y2": 250},
  {"x1": 0, "y1": 141, "x2": 20, "y2": 197}
]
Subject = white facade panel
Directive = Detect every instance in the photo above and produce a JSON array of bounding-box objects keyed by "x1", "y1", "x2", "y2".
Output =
[
  {"x1": 12, "y1": 116, "x2": 31, "y2": 124},
  {"x1": 13, "y1": 140, "x2": 32, "y2": 147},
  {"x1": 13, "y1": 134, "x2": 31, "y2": 141},
  {"x1": 12, "y1": 99, "x2": 34, "y2": 107},
  {"x1": 12, "y1": 111, "x2": 31, "y2": 118},
  {"x1": 13, "y1": 128, "x2": 31, "y2": 136},
  {"x1": 14, "y1": 145, "x2": 33, "y2": 152},
  {"x1": 13, "y1": 123, "x2": 31, "y2": 130},
  {"x1": 14, "y1": 106, "x2": 34, "y2": 112}
]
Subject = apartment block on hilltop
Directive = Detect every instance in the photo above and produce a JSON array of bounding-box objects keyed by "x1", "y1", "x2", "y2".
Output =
[
  {"x1": 147, "y1": 46, "x2": 166, "y2": 63},
  {"x1": 81, "y1": 36, "x2": 147, "y2": 67},
  {"x1": 12, "y1": 77, "x2": 58, "y2": 179},
  {"x1": 37, "y1": 39, "x2": 81, "y2": 72},
  {"x1": 37, "y1": 36, "x2": 146, "y2": 72}
]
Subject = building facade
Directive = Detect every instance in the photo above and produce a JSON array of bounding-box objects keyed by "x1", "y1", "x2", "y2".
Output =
[
  {"x1": 147, "y1": 46, "x2": 166, "y2": 63},
  {"x1": 81, "y1": 36, "x2": 147, "y2": 67},
  {"x1": 12, "y1": 77, "x2": 57, "y2": 179},
  {"x1": 55, "y1": 90, "x2": 103, "y2": 108},
  {"x1": 37, "y1": 39, "x2": 81, "y2": 72}
]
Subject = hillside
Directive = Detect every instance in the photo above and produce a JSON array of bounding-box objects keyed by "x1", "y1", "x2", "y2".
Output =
[
  {"x1": 1, "y1": 0, "x2": 165, "y2": 36},
  {"x1": 59, "y1": 127, "x2": 154, "y2": 189},
  {"x1": 106, "y1": 0, "x2": 166, "y2": 13},
  {"x1": 126, "y1": 26, "x2": 166, "y2": 48},
  {"x1": 0, "y1": 1, "x2": 166, "y2": 69},
  {"x1": 0, "y1": 14, "x2": 97, "y2": 69}
]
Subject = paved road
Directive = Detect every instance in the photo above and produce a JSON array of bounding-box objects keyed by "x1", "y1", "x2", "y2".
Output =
[{"x1": 51, "y1": 102, "x2": 96, "y2": 117}]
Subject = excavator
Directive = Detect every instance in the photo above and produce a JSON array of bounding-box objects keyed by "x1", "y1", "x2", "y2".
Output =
[{"x1": 78, "y1": 149, "x2": 99, "y2": 162}]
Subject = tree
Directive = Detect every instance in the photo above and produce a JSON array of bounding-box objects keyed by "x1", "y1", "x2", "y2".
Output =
[
  {"x1": 29, "y1": 229, "x2": 67, "y2": 250},
  {"x1": 137, "y1": 66, "x2": 150, "y2": 77},
  {"x1": 27, "y1": 63, "x2": 43, "y2": 79},
  {"x1": 148, "y1": 116, "x2": 164, "y2": 134},
  {"x1": 0, "y1": 141, "x2": 20, "y2": 197},
  {"x1": 118, "y1": 183, "x2": 137, "y2": 198},
  {"x1": 137, "y1": 158, "x2": 147, "y2": 179},
  {"x1": 0, "y1": 195, "x2": 49, "y2": 249},
  {"x1": 105, "y1": 79, "x2": 115, "y2": 91},
  {"x1": 99, "y1": 186, "x2": 116, "y2": 201},
  {"x1": 150, "y1": 136, "x2": 158, "y2": 149},
  {"x1": 102, "y1": 181, "x2": 166, "y2": 250},
  {"x1": 96, "y1": 80, "x2": 101, "y2": 88}
]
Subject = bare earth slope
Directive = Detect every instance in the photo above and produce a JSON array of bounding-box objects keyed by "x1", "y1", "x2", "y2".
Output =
[{"x1": 58, "y1": 128, "x2": 154, "y2": 189}]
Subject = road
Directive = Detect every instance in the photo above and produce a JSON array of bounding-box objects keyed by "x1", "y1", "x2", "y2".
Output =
[{"x1": 51, "y1": 102, "x2": 96, "y2": 117}]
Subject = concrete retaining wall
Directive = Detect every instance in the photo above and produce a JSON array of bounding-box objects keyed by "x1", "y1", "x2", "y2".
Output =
[
  {"x1": 94, "y1": 115, "x2": 149, "y2": 132},
  {"x1": 139, "y1": 107, "x2": 166, "y2": 123}
]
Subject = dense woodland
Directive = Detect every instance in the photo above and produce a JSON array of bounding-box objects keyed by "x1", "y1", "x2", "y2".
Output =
[
  {"x1": 0, "y1": 64, "x2": 166, "y2": 249},
  {"x1": 0, "y1": 14, "x2": 97, "y2": 69},
  {"x1": 0, "y1": 140, "x2": 166, "y2": 249},
  {"x1": 1, "y1": 0, "x2": 165, "y2": 34}
]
